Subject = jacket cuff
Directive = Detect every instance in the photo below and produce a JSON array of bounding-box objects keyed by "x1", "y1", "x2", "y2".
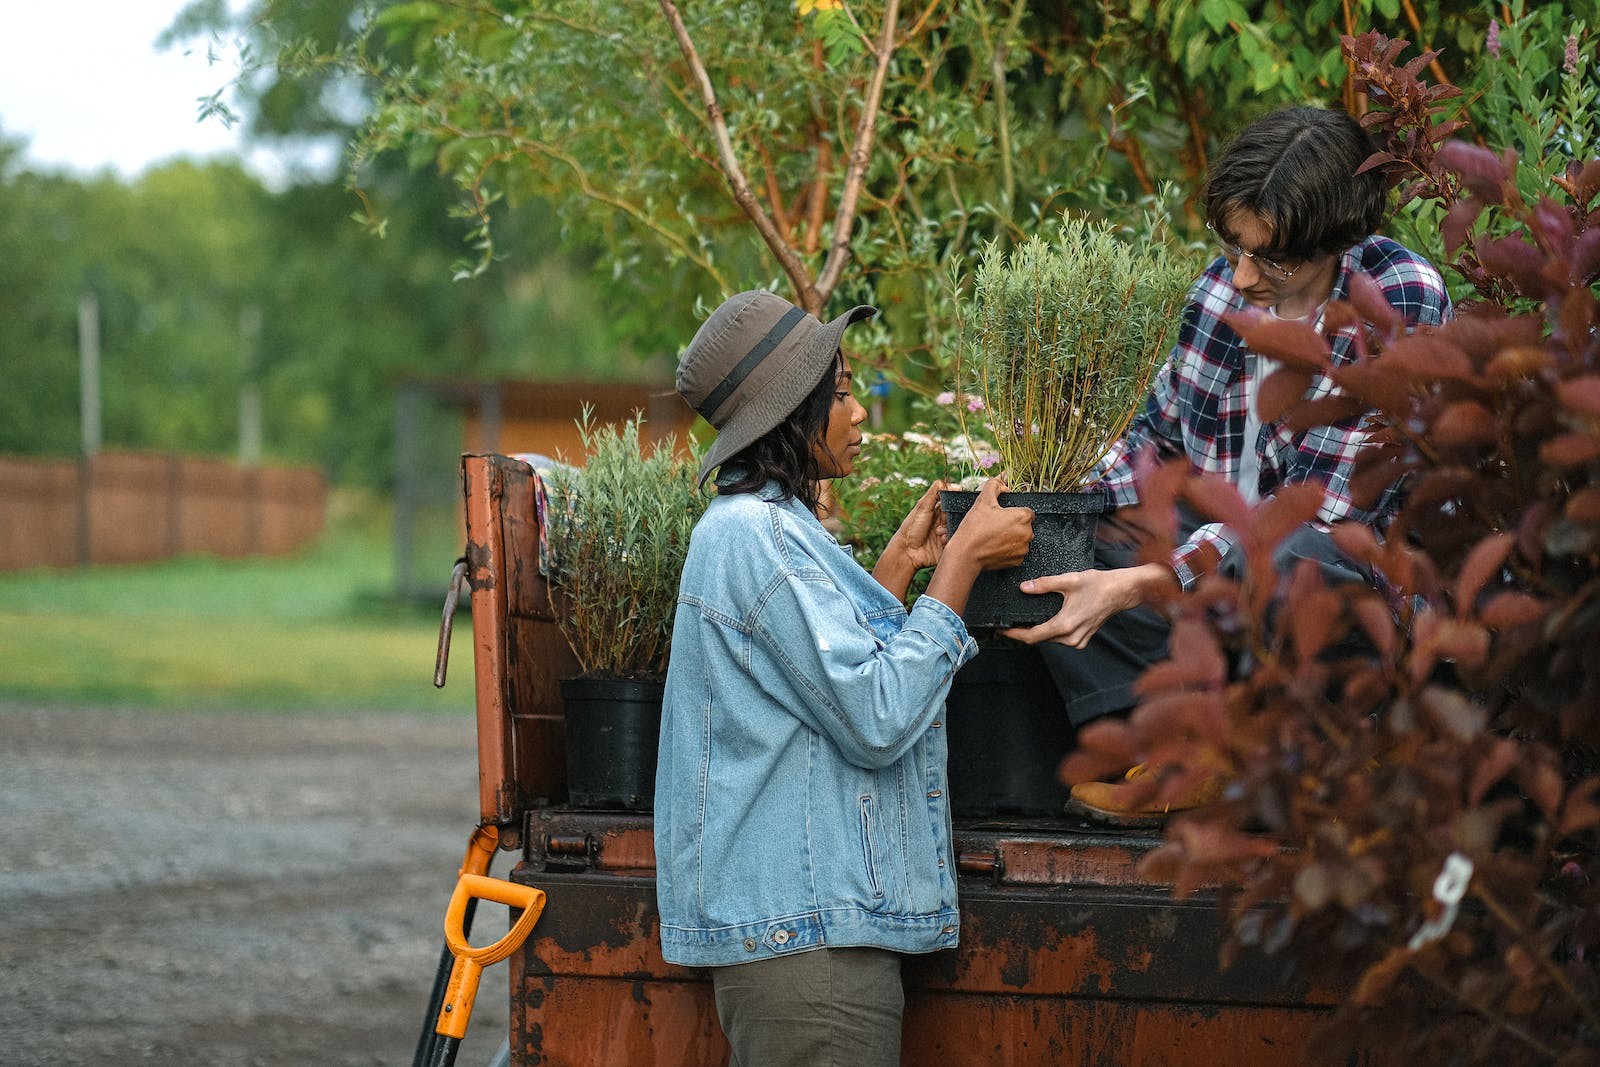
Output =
[{"x1": 905, "y1": 594, "x2": 978, "y2": 667}]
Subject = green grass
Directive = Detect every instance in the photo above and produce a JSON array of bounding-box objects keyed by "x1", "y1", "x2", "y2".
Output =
[{"x1": 0, "y1": 494, "x2": 475, "y2": 713}]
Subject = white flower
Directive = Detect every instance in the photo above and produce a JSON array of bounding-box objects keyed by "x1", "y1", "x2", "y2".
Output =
[{"x1": 935, "y1": 391, "x2": 957, "y2": 406}]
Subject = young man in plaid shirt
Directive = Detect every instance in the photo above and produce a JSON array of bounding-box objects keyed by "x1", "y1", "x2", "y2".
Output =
[{"x1": 1004, "y1": 106, "x2": 1452, "y2": 824}]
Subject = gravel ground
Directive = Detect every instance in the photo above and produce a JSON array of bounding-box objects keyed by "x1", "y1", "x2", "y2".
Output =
[{"x1": 0, "y1": 703, "x2": 514, "y2": 1065}]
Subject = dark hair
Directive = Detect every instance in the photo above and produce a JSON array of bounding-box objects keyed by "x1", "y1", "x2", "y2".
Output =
[
  {"x1": 1203, "y1": 107, "x2": 1387, "y2": 262},
  {"x1": 717, "y1": 350, "x2": 843, "y2": 512}
]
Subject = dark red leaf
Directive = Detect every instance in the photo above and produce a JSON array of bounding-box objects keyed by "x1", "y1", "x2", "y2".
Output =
[
  {"x1": 1436, "y1": 141, "x2": 1515, "y2": 203},
  {"x1": 1575, "y1": 229, "x2": 1600, "y2": 288},
  {"x1": 1556, "y1": 376, "x2": 1600, "y2": 417},
  {"x1": 1351, "y1": 597, "x2": 1398, "y2": 658},
  {"x1": 1559, "y1": 286, "x2": 1597, "y2": 348},
  {"x1": 1134, "y1": 618, "x2": 1227, "y2": 695},
  {"x1": 1416, "y1": 683, "x2": 1488, "y2": 740},
  {"x1": 1516, "y1": 760, "x2": 1563, "y2": 823},
  {"x1": 1355, "y1": 152, "x2": 1399, "y2": 176},
  {"x1": 1225, "y1": 312, "x2": 1332, "y2": 372},
  {"x1": 1441, "y1": 197, "x2": 1484, "y2": 255},
  {"x1": 1478, "y1": 234, "x2": 1549, "y2": 298},
  {"x1": 1283, "y1": 393, "x2": 1372, "y2": 435},
  {"x1": 1353, "y1": 947, "x2": 1414, "y2": 1006},
  {"x1": 1432, "y1": 402, "x2": 1498, "y2": 449},
  {"x1": 1181, "y1": 477, "x2": 1251, "y2": 531},
  {"x1": 1542, "y1": 433, "x2": 1600, "y2": 467},
  {"x1": 1258, "y1": 367, "x2": 1314, "y2": 424},
  {"x1": 1453, "y1": 533, "x2": 1514, "y2": 616},
  {"x1": 1478, "y1": 592, "x2": 1547, "y2": 629},
  {"x1": 1484, "y1": 345, "x2": 1554, "y2": 384},
  {"x1": 1250, "y1": 484, "x2": 1328, "y2": 556},
  {"x1": 1567, "y1": 487, "x2": 1600, "y2": 525},
  {"x1": 1518, "y1": 499, "x2": 1558, "y2": 561},
  {"x1": 1469, "y1": 739, "x2": 1520, "y2": 806},
  {"x1": 1346, "y1": 273, "x2": 1403, "y2": 335},
  {"x1": 1333, "y1": 361, "x2": 1412, "y2": 414},
  {"x1": 1382, "y1": 333, "x2": 1478, "y2": 383},
  {"x1": 1559, "y1": 777, "x2": 1600, "y2": 835}
]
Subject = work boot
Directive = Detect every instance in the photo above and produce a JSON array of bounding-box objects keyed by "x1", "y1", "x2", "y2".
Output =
[{"x1": 1064, "y1": 761, "x2": 1225, "y2": 828}]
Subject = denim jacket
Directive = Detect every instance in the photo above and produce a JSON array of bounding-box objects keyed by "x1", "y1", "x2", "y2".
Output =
[{"x1": 654, "y1": 480, "x2": 978, "y2": 968}]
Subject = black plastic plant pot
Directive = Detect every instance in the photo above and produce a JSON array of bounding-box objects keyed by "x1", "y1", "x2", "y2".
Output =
[
  {"x1": 943, "y1": 643, "x2": 1076, "y2": 817},
  {"x1": 560, "y1": 675, "x2": 665, "y2": 811},
  {"x1": 939, "y1": 489, "x2": 1106, "y2": 628}
]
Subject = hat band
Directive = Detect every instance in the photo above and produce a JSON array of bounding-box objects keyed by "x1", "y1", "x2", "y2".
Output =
[{"x1": 696, "y1": 305, "x2": 808, "y2": 424}]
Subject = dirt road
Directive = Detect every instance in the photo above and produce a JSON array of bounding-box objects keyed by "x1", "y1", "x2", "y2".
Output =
[{"x1": 0, "y1": 703, "x2": 514, "y2": 1065}]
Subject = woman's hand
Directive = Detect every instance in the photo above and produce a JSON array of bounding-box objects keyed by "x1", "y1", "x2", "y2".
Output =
[
  {"x1": 871, "y1": 482, "x2": 951, "y2": 600},
  {"x1": 887, "y1": 481, "x2": 950, "y2": 572},
  {"x1": 947, "y1": 478, "x2": 1033, "y2": 571},
  {"x1": 922, "y1": 478, "x2": 1034, "y2": 616}
]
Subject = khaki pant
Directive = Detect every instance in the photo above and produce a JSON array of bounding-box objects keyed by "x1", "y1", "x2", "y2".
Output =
[{"x1": 711, "y1": 946, "x2": 904, "y2": 1067}]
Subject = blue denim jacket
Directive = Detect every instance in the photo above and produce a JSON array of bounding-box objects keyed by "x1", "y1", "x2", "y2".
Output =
[{"x1": 655, "y1": 480, "x2": 978, "y2": 968}]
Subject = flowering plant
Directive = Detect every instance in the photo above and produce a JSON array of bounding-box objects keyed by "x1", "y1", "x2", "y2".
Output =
[{"x1": 952, "y1": 218, "x2": 1192, "y2": 492}]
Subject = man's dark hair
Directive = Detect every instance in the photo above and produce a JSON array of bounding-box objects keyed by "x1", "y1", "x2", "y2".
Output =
[
  {"x1": 717, "y1": 350, "x2": 842, "y2": 513},
  {"x1": 1203, "y1": 106, "x2": 1387, "y2": 262}
]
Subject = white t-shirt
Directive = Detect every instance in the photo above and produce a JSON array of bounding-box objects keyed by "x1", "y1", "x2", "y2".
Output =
[{"x1": 1238, "y1": 301, "x2": 1326, "y2": 505}]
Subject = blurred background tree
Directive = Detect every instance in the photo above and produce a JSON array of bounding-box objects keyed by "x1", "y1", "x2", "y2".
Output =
[{"x1": 5, "y1": 0, "x2": 1591, "y2": 485}]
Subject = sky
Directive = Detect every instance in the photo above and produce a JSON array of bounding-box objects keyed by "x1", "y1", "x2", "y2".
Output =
[{"x1": 0, "y1": 1, "x2": 325, "y2": 184}]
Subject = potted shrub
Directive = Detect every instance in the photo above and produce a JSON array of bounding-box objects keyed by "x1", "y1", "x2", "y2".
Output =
[
  {"x1": 942, "y1": 218, "x2": 1192, "y2": 627},
  {"x1": 542, "y1": 413, "x2": 706, "y2": 810}
]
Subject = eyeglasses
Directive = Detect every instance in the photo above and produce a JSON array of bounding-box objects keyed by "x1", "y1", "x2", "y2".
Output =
[{"x1": 1206, "y1": 222, "x2": 1300, "y2": 283}]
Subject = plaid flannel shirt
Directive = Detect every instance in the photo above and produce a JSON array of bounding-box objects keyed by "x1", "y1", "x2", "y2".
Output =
[{"x1": 1089, "y1": 234, "x2": 1451, "y2": 590}]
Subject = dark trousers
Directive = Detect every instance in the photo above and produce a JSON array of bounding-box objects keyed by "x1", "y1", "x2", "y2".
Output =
[
  {"x1": 1038, "y1": 517, "x2": 1372, "y2": 725},
  {"x1": 712, "y1": 947, "x2": 904, "y2": 1067}
]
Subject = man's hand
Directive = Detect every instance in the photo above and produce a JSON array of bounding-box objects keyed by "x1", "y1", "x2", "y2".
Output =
[{"x1": 1000, "y1": 562, "x2": 1177, "y2": 648}]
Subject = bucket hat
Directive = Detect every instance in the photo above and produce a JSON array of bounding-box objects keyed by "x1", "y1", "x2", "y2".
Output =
[{"x1": 676, "y1": 290, "x2": 876, "y2": 486}]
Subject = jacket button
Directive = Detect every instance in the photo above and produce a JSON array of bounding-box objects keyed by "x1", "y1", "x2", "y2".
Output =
[
  {"x1": 938, "y1": 859, "x2": 946, "y2": 868},
  {"x1": 927, "y1": 790, "x2": 942, "y2": 798},
  {"x1": 744, "y1": 938, "x2": 757, "y2": 951},
  {"x1": 942, "y1": 925, "x2": 956, "y2": 935},
  {"x1": 930, "y1": 721, "x2": 942, "y2": 728},
  {"x1": 773, "y1": 930, "x2": 790, "y2": 945}
]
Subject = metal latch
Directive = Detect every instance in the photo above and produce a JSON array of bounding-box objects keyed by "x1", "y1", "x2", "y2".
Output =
[{"x1": 434, "y1": 557, "x2": 469, "y2": 688}]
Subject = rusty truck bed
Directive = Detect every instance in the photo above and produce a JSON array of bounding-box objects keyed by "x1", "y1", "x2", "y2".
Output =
[{"x1": 460, "y1": 451, "x2": 1380, "y2": 1066}]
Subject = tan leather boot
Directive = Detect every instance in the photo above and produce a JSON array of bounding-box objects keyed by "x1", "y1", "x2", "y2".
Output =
[{"x1": 1065, "y1": 761, "x2": 1226, "y2": 827}]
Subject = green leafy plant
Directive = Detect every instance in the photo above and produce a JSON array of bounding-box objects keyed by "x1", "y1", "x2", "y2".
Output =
[
  {"x1": 1062, "y1": 31, "x2": 1600, "y2": 1062},
  {"x1": 542, "y1": 413, "x2": 707, "y2": 680},
  {"x1": 952, "y1": 218, "x2": 1192, "y2": 492}
]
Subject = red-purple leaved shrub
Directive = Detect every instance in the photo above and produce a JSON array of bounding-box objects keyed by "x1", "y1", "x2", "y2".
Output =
[{"x1": 1061, "y1": 30, "x2": 1600, "y2": 1063}]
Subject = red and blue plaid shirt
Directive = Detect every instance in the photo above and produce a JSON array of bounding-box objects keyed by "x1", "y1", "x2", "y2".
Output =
[{"x1": 1090, "y1": 234, "x2": 1451, "y2": 590}]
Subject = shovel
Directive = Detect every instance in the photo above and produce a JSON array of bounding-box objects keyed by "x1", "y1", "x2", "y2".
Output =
[{"x1": 414, "y1": 827, "x2": 546, "y2": 1067}]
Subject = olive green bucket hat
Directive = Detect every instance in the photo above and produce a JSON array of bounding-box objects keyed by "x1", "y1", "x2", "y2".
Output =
[{"x1": 676, "y1": 290, "x2": 876, "y2": 486}]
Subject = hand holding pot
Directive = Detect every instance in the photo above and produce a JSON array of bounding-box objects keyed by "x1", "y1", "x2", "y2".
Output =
[
  {"x1": 1000, "y1": 562, "x2": 1177, "y2": 649},
  {"x1": 923, "y1": 479, "x2": 1034, "y2": 617}
]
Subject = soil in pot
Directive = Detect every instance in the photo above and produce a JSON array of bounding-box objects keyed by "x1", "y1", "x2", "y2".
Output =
[
  {"x1": 944, "y1": 643, "x2": 1076, "y2": 817},
  {"x1": 560, "y1": 675, "x2": 664, "y2": 810},
  {"x1": 939, "y1": 489, "x2": 1106, "y2": 628}
]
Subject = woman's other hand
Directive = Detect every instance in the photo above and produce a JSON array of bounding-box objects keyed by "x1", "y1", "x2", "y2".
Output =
[{"x1": 870, "y1": 482, "x2": 950, "y2": 600}]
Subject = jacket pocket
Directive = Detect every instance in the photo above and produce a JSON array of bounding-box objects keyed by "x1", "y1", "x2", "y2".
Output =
[{"x1": 858, "y1": 795, "x2": 884, "y2": 899}]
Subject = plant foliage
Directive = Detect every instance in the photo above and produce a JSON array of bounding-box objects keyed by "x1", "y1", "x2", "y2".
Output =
[
  {"x1": 953, "y1": 219, "x2": 1192, "y2": 492},
  {"x1": 542, "y1": 414, "x2": 707, "y2": 679},
  {"x1": 1060, "y1": 29, "x2": 1600, "y2": 1061}
]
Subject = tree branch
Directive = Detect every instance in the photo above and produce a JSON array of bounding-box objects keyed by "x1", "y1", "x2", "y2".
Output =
[
  {"x1": 657, "y1": 0, "x2": 816, "y2": 308},
  {"x1": 815, "y1": 0, "x2": 902, "y2": 303}
]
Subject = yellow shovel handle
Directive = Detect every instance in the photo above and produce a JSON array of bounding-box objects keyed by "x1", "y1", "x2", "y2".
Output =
[{"x1": 434, "y1": 874, "x2": 546, "y2": 1042}]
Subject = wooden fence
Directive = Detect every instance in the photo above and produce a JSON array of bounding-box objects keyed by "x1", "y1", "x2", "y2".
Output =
[{"x1": 0, "y1": 452, "x2": 326, "y2": 571}]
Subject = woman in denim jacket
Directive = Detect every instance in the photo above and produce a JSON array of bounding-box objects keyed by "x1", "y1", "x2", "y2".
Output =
[{"x1": 657, "y1": 289, "x2": 1035, "y2": 1066}]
